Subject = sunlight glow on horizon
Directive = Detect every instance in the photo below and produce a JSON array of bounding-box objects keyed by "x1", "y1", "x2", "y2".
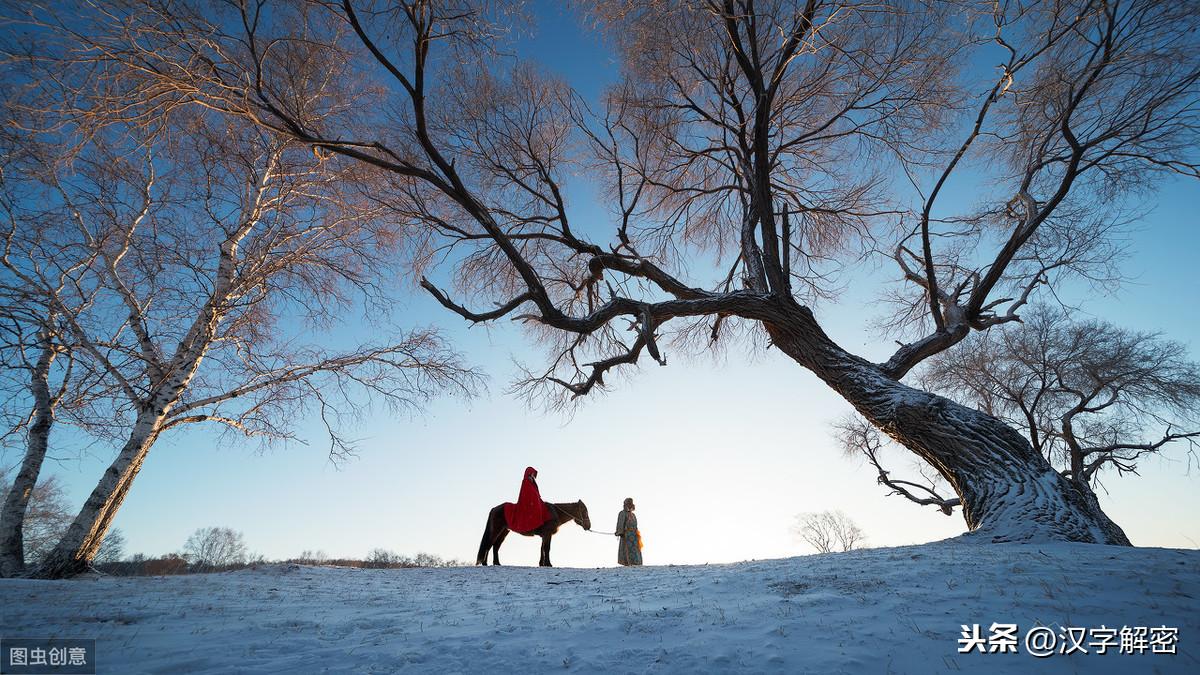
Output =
[{"x1": 6, "y1": 0, "x2": 1198, "y2": 569}]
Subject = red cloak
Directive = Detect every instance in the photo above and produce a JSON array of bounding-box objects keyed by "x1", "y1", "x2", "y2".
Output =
[{"x1": 503, "y1": 466, "x2": 553, "y2": 534}]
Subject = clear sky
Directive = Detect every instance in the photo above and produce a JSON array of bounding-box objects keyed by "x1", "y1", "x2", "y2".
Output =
[{"x1": 13, "y1": 1, "x2": 1200, "y2": 568}]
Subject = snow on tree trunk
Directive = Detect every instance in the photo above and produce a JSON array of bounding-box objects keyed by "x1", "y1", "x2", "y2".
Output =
[
  {"x1": 871, "y1": 386, "x2": 1130, "y2": 544},
  {"x1": 762, "y1": 301, "x2": 1131, "y2": 545},
  {"x1": 0, "y1": 340, "x2": 57, "y2": 577}
]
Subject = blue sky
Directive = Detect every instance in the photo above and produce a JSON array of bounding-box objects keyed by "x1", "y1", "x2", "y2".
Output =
[{"x1": 13, "y1": 1, "x2": 1200, "y2": 567}]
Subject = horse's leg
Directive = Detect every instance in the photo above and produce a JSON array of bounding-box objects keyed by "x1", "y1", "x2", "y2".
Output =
[
  {"x1": 478, "y1": 508, "x2": 505, "y2": 565},
  {"x1": 492, "y1": 529, "x2": 509, "y2": 565},
  {"x1": 540, "y1": 534, "x2": 552, "y2": 567},
  {"x1": 477, "y1": 518, "x2": 494, "y2": 566}
]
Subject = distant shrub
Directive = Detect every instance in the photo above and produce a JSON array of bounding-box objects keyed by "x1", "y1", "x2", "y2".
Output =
[
  {"x1": 183, "y1": 527, "x2": 248, "y2": 571},
  {"x1": 355, "y1": 549, "x2": 462, "y2": 569},
  {"x1": 96, "y1": 548, "x2": 464, "y2": 575},
  {"x1": 98, "y1": 553, "x2": 189, "y2": 576}
]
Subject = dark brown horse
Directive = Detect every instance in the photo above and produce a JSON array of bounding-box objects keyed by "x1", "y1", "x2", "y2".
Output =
[{"x1": 476, "y1": 501, "x2": 591, "y2": 567}]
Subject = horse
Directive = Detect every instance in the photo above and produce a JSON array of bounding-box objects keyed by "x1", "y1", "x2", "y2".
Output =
[{"x1": 476, "y1": 500, "x2": 591, "y2": 567}]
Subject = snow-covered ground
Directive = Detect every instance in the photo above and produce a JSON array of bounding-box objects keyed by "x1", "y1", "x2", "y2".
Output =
[{"x1": 1, "y1": 540, "x2": 1196, "y2": 674}]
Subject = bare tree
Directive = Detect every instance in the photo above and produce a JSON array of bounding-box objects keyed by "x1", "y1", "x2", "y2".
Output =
[
  {"x1": 0, "y1": 475, "x2": 72, "y2": 565},
  {"x1": 796, "y1": 512, "x2": 834, "y2": 554},
  {"x1": 0, "y1": 21, "x2": 483, "y2": 578},
  {"x1": 365, "y1": 547, "x2": 400, "y2": 568},
  {"x1": 794, "y1": 510, "x2": 866, "y2": 553},
  {"x1": 924, "y1": 308, "x2": 1200, "y2": 485},
  {"x1": 0, "y1": 474, "x2": 125, "y2": 566},
  {"x1": 58, "y1": 0, "x2": 1199, "y2": 545},
  {"x1": 0, "y1": 315, "x2": 73, "y2": 575},
  {"x1": 830, "y1": 513, "x2": 867, "y2": 552},
  {"x1": 0, "y1": 124, "x2": 97, "y2": 575},
  {"x1": 295, "y1": 549, "x2": 330, "y2": 565},
  {"x1": 93, "y1": 527, "x2": 125, "y2": 565},
  {"x1": 842, "y1": 307, "x2": 1200, "y2": 515},
  {"x1": 183, "y1": 526, "x2": 248, "y2": 571}
]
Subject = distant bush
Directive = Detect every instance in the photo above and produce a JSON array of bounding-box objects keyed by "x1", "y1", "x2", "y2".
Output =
[
  {"x1": 98, "y1": 553, "x2": 189, "y2": 576},
  {"x1": 183, "y1": 527, "x2": 248, "y2": 571},
  {"x1": 96, "y1": 549, "x2": 463, "y2": 576},
  {"x1": 304, "y1": 550, "x2": 464, "y2": 569},
  {"x1": 793, "y1": 510, "x2": 867, "y2": 554},
  {"x1": 294, "y1": 549, "x2": 329, "y2": 565}
]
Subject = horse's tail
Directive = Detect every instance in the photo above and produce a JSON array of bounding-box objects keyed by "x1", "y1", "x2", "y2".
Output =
[
  {"x1": 476, "y1": 525, "x2": 490, "y2": 566},
  {"x1": 476, "y1": 508, "x2": 496, "y2": 565}
]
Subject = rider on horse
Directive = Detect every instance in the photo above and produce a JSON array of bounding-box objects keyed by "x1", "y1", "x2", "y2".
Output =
[
  {"x1": 503, "y1": 466, "x2": 553, "y2": 533},
  {"x1": 479, "y1": 468, "x2": 590, "y2": 566}
]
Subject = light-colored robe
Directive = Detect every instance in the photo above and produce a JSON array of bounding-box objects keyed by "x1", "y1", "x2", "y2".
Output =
[{"x1": 616, "y1": 509, "x2": 642, "y2": 566}]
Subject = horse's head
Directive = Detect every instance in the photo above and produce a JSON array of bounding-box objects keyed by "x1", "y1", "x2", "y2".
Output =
[{"x1": 575, "y1": 500, "x2": 591, "y2": 531}]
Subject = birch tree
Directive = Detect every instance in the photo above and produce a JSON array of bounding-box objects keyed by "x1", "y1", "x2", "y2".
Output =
[
  {"x1": 0, "y1": 314, "x2": 71, "y2": 575},
  {"x1": 0, "y1": 60, "x2": 480, "y2": 577},
  {"x1": 58, "y1": 0, "x2": 1200, "y2": 545},
  {"x1": 0, "y1": 126, "x2": 104, "y2": 576},
  {"x1": 0, "y1": 296, "x2": 74, "y2": 575}
]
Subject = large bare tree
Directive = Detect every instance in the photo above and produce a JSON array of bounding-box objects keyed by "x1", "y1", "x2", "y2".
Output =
[
  {"x1": 839, "y1": 308, "x2": 1200, "y2": 521},
  {"x1": 0, "y1": 313, "x2": 76, "y2": 575},
  {"x1": 0, "y1": 28, "x2": 481, "y2": 576},
  {"x1": 925, "y1": 308, "x2": 1200, "y2": 485},
  {"x1": 53, "y1": 0, "x2": 1199, "y2": 545}
]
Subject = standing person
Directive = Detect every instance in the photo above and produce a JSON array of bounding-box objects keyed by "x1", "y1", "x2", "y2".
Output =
[
  {"x1": 504, "y1": 466, "x2": 553, "y2": 534},
  {"x1": 615, "y1": 497, "x2": 642, "y2": 566}
]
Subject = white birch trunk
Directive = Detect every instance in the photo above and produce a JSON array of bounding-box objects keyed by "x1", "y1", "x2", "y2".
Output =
[
  {"x1": 33, "y1": 231, "x2": 246, "y2": 578},
  {"x1": 34, "y1": 341, "x2": 213, "y2": 577},
  {"x1": 0, "y1": 339, "x2": 57, "y2": 576},
  {"x1": 32, "y1": 410, "x2": 162, "y2": 578}
]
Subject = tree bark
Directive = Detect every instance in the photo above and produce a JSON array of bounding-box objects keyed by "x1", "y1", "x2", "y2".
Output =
[
  {"x1": 32, "y1": 230, "x2": 235, "y2": 578},
  {"x1": 31, "y1": 411, "x2": 162, "y2": 578},
  {"x1": 33, "y1": 340, "x2": 208, "y2": 578},
  {"x1": 0, "y1": 339, "x2": 57, "y2": 576},
  {"x1": 759, "y1": 299, "x2": 1131, "y2": 545}
]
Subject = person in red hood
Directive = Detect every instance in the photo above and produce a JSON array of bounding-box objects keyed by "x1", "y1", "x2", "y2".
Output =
[{"x1": 503, "y1": 466, "x2": 554, "y2": 534}]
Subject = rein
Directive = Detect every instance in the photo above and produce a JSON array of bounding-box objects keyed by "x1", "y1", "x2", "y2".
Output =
[{"x1": 546, "y1": 502, "x2": 616, "y2": 535}]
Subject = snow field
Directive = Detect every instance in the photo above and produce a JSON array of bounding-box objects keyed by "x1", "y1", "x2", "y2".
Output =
[{"x1": 1, "y1": 540, "x2": 1196, "y2": 673}]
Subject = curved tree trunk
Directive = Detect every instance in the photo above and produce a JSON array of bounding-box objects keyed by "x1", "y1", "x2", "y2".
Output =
[
  {"x1": 760, "y1": 300, "x2": 1130, "y2": 545},
  {"x1": 0, "y1": 340, "x2": 58, "y2": 577}
]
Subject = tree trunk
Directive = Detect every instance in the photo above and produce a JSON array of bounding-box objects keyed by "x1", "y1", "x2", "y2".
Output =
[
  {"x1": 760, "y1": 300, "x2": 1131, "y2": 545},
  {"x1": 31, "y1": 412, "x2": 161, "y2": 578},
  {"x1": 32, "y1": 329, "x2": 213, "y2": 579},
  {"x1": 0, "y1": 340, "x2": 58, "y2": 576}
]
